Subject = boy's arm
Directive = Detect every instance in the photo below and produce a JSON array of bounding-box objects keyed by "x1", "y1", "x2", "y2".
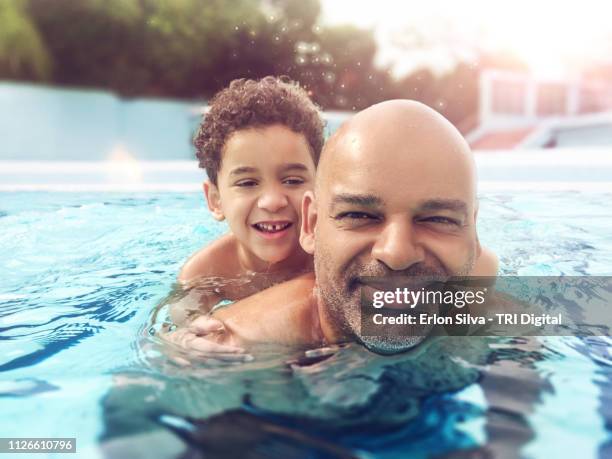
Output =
[
  {"x1": 178, "y1": 234, "x2": 309, "y2": 312},
  {"x1": 174, "y1": 234, "x2": 239, "y2": 316},
  {"x1": 178, "y1": 234, "x2": 238, "y2": 283}
]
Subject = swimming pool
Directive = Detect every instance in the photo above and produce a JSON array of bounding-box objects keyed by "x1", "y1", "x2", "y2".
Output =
[{"x1": 1, "y1": 188, "x2": 610, "y2": 458}]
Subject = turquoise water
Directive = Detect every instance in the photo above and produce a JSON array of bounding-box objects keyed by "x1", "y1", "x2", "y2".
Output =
[{"x1": 0, "y1": 191, "x2": 611, "y2": 458}]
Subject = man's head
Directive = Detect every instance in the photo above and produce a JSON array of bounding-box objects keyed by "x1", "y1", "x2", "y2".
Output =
[{"x1": 300, "y1": 100, "x2": 480, "y2": 353}]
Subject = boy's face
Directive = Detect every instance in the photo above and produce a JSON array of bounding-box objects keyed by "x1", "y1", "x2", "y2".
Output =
[{"x1": 206, "y1": 124, "x2": 316, "y2": 265}]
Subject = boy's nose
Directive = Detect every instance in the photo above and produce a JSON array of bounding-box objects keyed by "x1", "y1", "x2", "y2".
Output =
[{"x1": 257, "y1": 188, "x2": 289, "y2": 213}]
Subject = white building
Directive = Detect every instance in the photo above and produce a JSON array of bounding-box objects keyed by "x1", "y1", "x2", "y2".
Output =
[{"x1": 467, "y1": 70, "x2": 612, "y2": 149}]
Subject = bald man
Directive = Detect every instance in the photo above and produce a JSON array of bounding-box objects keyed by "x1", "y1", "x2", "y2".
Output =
[{"x1": 169, "y1": 100, "x2": 498, "y2": 355}]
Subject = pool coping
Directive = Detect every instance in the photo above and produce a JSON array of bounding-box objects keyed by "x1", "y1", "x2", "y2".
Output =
[{"x1": 2, "y1": 149, "x2": 611, "y2": 192}]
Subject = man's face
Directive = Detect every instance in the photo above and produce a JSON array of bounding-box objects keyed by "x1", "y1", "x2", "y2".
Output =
[{"x1": 301, "y1": 104, "x2": 479, "y2": 353}]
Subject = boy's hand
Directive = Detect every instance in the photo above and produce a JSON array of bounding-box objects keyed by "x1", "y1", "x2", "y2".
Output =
[{"x1": 161, "y1": 317, "x2": 252, "y2": 365}]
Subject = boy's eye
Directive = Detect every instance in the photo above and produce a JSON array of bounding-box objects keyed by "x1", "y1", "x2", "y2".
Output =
[
  {"x1": 235, "y1": 179, "x2": 258, "y2": 187},
  {"x1": 282, "y1": 177, "x2": 305, "y2": 186}
]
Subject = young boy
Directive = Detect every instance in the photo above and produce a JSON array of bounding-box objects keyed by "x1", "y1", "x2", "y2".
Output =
[{"x1": 173, "y1": 77, "x2": 324, "y2": 320}]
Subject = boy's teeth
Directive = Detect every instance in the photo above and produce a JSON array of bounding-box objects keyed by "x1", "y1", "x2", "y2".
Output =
[{"x1": 255, "y1": 222, "x2": 290, "y2": 232}]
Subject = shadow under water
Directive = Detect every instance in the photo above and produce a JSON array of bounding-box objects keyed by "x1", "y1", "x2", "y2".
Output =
[
  {"x1": 99, "y1": 274, "x2": 612, "y2": 458},
  {"x1": 99, "y1": 332, "x2": 556, "y2": 459}
]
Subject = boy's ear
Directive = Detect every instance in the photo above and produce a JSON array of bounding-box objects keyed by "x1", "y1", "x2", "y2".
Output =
[
  {"x1": 203, "y1": 181, "x2": 225, "y2": 221},
  {"x1": 300, "y1": 191, "x2": 317, "y2": 255}
]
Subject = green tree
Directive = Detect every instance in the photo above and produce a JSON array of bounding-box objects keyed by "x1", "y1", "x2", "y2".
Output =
[
  {"x1": 0, "y1": 0, "x2": 51, "y2": 80},
  {"x1": 26, "y1": 0, "x2": 146, "y2": 93},
  {"x1": 6, "y1": 0, "x2": 482, "y2": 125},
  {"x1": 292, "y1": 24, "x2": 394, "y2": 110},
  {"x1": 434, "y1": 62, "x2": 479, "y2": 132},
  {"x1": 25, "y1": 0, "x2": 264, "y2": 97},
  {"x1": 142, "y1": 0, "x2": 265, "y2": 97},
  {"x1": 392, "y1": 64, "x2": 480, "y2": 132}
]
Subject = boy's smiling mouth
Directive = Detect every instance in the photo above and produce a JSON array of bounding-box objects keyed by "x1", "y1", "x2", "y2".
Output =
[{"x1": 252, "y1": 221, "x2": 293, "y2": 236}]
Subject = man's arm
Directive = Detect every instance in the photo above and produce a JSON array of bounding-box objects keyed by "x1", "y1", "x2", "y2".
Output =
[
  {"x1": 160, "y1": 273, "x2": 317, "y2": 362},
  {"x1": 210, "y1": 272, "x2": 318, "y2": 347},
  {"x1": 159, "y1": 317, "x2": 252, "y2": 364},
  {"x1": 168, "y1": 288, "x2": 222, "y2": 326}
]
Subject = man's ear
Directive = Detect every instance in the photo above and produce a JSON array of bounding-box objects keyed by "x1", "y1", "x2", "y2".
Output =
[
  {"x1": 474, "y1": 201, "x2": 482, "y2": 258},
  {"x1": 475, "y1": 233, "x2": 483, "y2": 259},
  {"x1": 203, "y1": 181, "x2": 225, "y2": 221},
  {"x1": 300, "y1": 191, "x2": 317, "y2": 255}
]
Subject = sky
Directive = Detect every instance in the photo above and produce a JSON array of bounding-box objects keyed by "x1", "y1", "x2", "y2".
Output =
[{"x1": 319, "y1": 0, "x2": 612, "y2": 78}]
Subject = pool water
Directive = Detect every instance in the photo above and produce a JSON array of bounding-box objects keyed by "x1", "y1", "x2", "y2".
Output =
[{"x1": 0, "y1": 191, "x2": 611, "y2": 458}]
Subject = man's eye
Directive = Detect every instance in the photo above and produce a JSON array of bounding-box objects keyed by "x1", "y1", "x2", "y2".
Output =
[
  {"x1": 336, "y1": 212, "x2": 377, "y2": 221},
  {"x1": 282, "y1": 177, "x2": 305, "y2": 186},
  {"x1": 421, "y1": 216, "x2": 461, "y2": 226},
  {"x1": 235, "y1": 179, "x2": 258, "y2": 187}
]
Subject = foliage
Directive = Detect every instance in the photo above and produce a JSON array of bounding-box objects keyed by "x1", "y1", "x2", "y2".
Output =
[
  {"x1": 393, "y1": 63, "x2": 480, "y2": 130},
  {"x1": 0, "y1": 0, "x2": 51, "y2": 80},
  {"x1": 24, "y1": 0, "x2": 264, "y2": 96},
  {"x1": 0, "y1": 0, "x2": 481, "y2": 124}
]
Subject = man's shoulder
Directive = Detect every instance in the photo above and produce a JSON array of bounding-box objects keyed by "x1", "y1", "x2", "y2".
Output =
[
  {"x1": 472, "y1": 246, "x2": 499, "y2": 276},
  {"x1": 178, "y1": 234, "x2": 239, "y2": 282}
]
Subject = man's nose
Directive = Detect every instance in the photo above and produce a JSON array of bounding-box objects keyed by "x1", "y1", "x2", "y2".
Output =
[
  {"x1": 257, "y1": 186, "x2": 289, "y2": 213},
  {"x1": 371, "y1": 220, "x2": 425, "y2": 270}
]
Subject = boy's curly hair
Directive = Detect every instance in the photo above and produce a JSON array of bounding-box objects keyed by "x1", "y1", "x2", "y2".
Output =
[{"x1": 194, "y1": 76, "x2": 324, "y2": 185}]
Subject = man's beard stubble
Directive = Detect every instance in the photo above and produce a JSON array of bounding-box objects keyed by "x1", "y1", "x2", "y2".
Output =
[{"x1": 314, "y1": 246, "x2": 476, "y2": 354}]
